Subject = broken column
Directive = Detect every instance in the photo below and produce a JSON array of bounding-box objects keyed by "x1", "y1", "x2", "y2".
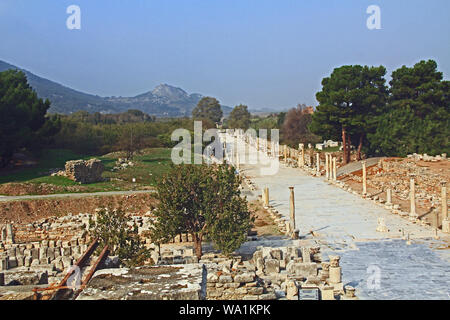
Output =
[
  {"x1": 441, "y1": 181, "x2": 449, "y2": 233},
  {"x1": 301, "y1": 145, "x2": 305, "y2": 167},
  {"x1": 1, "y1": 226, "x2": 6, "y2": 243},
  {"x1": 362, "y1": 161, "x2": 367, "y2": 195},
  {"x1": 409, "y1": 175, "x2": 418, "y2": 220},
  {"x1": 386, "y1": 188, "x2": 392, "y2": 207},
  {"x1": 328, "y1": 255, "x2": 342, "y2": 290},
  {"x1": 5, "y1": 224, "x2": 14, "y2": 245},
  {"x1": 325, "y1": 153, "x2": 329, "y2": 179},
  {"x1": 289, "y1": 187, "x2": 296, "y2": 233},
  {"x1": 284, "y1": 145, "x2": 287, "y2": 162},
  {"x1": 376, "y1": 217, "x2": 388, "y2": 232},
  {"x1": 264, "y1": 187, "x2": 269, "y2": 207},
  {"x1": 329, "y1": 154, "x2": 333, "y2": 180},
  {"x1": 316, "y1": 153, "x2": 320, "y2": 175},
  {"x1": 332, "y1": 157, "x2": 337, "y2": 181}
]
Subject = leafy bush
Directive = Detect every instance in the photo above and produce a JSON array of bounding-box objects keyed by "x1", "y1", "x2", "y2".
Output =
[{"x1": 89, "y1": 207, "x2": 150, "y2": 267}]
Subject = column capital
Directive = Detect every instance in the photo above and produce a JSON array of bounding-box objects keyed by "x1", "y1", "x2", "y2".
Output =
[{"x1": 441, "y1": 181, "x2": 447, "y2": 187}]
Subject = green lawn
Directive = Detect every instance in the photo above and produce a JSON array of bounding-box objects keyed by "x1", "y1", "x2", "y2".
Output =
[
  {"x1": 0, "y1": 149, "x2": 89, "y2": 184},
  {"x1": 0, "y1": 148, "x2": 174, "y2": 195}
]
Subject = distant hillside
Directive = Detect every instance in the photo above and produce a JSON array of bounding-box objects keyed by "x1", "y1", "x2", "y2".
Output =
[{"x1": 0, "y1": 60, "x2": 231, "y2": 117}]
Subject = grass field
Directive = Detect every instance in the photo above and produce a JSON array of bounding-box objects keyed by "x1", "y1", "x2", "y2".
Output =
[{"x1": 0, "y1": 148, "x2": 173, "y2": 195}]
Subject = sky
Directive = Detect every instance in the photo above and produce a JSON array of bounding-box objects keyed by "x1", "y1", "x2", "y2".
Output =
[{"x1": 0, "y1": 0, "x2": 449, "y2": 110}]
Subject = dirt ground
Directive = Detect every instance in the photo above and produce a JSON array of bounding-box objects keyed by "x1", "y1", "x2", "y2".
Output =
[
  {"x1": 248, "y1": 200, "x2": 282, "y2": 236},
  {"x1": 0, "y1": 193, "x2": 158, "y2": 224},
  {"x1": 339, "y1": 157, "x2": 449, "y2": 227}
]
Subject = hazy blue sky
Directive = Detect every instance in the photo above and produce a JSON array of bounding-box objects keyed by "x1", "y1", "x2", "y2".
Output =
[{"x1": 1, "y1": 0, "x2": 449, "y2": 109}]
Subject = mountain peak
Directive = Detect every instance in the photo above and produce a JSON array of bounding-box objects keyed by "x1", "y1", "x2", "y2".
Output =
[{"x1": 151, "y1": 83, "x2": 188, "y2": 100}]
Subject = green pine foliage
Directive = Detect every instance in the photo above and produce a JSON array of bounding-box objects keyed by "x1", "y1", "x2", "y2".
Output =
[
  {"x1": 311, "y1": 60, "x2": 449, "y2": 158},
  {"x1": 0, "y1": 70, "x2": 60, "y2": 167}
]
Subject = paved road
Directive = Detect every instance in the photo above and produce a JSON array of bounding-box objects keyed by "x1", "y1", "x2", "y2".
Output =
[
  {"x1": 229, "y1": 135, "x2": 450, "y2": 300},
  {"x1": 0, "y1": 190, "x2": 155, "y2": 202}
]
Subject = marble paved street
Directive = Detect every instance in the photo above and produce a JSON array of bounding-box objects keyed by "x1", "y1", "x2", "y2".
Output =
[{"x1": 228, "y1": 135, "x2": 450, "y2": 299}]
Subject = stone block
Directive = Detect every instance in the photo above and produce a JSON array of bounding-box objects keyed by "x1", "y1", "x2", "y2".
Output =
[
  {"x1": 256, "y1": 257, "x2": 265, "y2": 272},
  {"x1": 270, "y1": 248, "x2": 282, "y2": 260},
  {"x1": 62, "y1": 256, "x2": 73, "y2": 269},
  {"x1": 1, "y1": 257, "x2": 9, "y2": 270},
  {"x1": 31, "y1": 248, "x2": 39, "y2": 260},
  {"x1": 259, "y1": 292, "x2": 277, "y2": 300},
  {"x1": 24, "y1": 256, "x2": 32, "y2": 267},
  {"x1": 320, "y1": 286, "x2": 335, "y2": 300},
  {"x1": 234, "y1": 272, "x2": 255, "y2": 283},
  {"x1": 329, "y1": 266, "x2": 341, "y2": 284},
  {"x1": 265, "y1": 259, "x2": 280, "y2": 274},
  {"x1": 219, "y1": 275, "x2": 233, "y2": 283},
  {"x1": 301, "y1": 247, "x2": 311, "y2": 263},
  {"x1": 287, "y1": 262, "x2": 318, "y2": 277},
  {"x1": 16, "y1": 255, "x2": 25, "y2": 267},
  {"x1": 286, "y1": 280, "x2": 298, "y2": 300},
  {"x1": 224, "y1": 282, "x2": 240, "y2": 289},
  {"x1": 62, "y1": 247, "x2": 71, "y2": 257}
]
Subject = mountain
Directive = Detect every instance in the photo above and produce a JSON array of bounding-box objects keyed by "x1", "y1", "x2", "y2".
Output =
[{"x1": 0, "y1": 60, "x2": 231, "y2": 117}]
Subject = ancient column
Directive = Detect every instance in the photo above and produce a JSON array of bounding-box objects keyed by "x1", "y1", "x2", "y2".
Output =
[
  {"x1": 386, "y1": 188, "x2": 392, "y2": 206},
  {"x1": 236, "y1": 151, "x2": 240, "y2": 170},
  {"x1": 332, "y1": 157, "x2": 337, "y2": 181},
  {"x1": 328, "y1": 256, "x2": 342, "y2": 285},
  {"x1": 441, "y1": 181, "x2": 449, "y2": 233},
  {"x1": 409, "y1": 175, "x2": 418, "y2": 220},
  {"x1": 284, "y1": 145, "x2": 287, "y2": 162},
  {"x1": 328, "y1": 154, "x2": 332, "y2": 179},
  {"x1": 289, "y1": 187, "x2": 296, "y2": 230},
  {"x1": 301, "y1": 146, "x2": 305, "y2": 167},
  {"x1": 264, "y1": 187, "x2": 269, "y2": 207},
  {"x1": 325, "y1": 153, "x2": 329, "y2": 179},
  {"x1": 316, "y1": 153, "x2": 320, "y2": 175},
  {"x1": 362, "y1": 161, "x2": 367, "y2": 195},
  {"x1": 5, "y1": 224, "x2": 14, "y2": 245},
  {"x1": 0, "y1": 226, "x2": 6, "y2": 243}
]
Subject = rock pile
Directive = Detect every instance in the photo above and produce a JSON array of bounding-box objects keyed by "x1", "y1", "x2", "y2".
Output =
[{"x1": 111, "y1": 158, "x2": 134, "y2": 172}]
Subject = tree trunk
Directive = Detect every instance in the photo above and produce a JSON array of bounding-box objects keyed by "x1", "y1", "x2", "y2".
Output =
[
  {"x1": 342, "y1": 127, "x2": 348, "y2": 164},
  {"x1": 192, "y1": 233, "x2": 203, "y2": 259},
  {"x1": 356, "y1": 135, "x2": 364, "y2": 161}
]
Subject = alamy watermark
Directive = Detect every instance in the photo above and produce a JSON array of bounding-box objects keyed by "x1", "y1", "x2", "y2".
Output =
[
  {"x1": 66, "y1": 5, "x2": 81, "y2": 30},
  {"x1": 367, "y1": 5, "x2": 381, "y2": 30},
  {"x1": 366, "y1": 264, "x2": 381, "y2": 290}
]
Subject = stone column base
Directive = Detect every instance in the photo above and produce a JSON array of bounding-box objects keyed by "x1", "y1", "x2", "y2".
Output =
[{"x1": 442, "y1": 219, "x2": 450, "y2": 233}]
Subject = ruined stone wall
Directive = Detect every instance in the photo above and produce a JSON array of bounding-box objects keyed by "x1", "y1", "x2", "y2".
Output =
[{"x1": 65, "y1": 159, "x2": 104, "y2": 184}]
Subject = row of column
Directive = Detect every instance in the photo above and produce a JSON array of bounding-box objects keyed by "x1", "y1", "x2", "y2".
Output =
[{"x1": 360, "y1": 161, "x2": 449, "y2": 233}]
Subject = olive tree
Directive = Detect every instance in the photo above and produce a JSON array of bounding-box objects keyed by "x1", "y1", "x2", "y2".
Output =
[{"x1": 151, "y1": 164, "x2": 253, "y2": 259}]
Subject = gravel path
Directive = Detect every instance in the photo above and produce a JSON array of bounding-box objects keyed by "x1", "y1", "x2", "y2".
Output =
[{"x1": 0, "y1": 190, "x2": 155, "y2": 202}]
